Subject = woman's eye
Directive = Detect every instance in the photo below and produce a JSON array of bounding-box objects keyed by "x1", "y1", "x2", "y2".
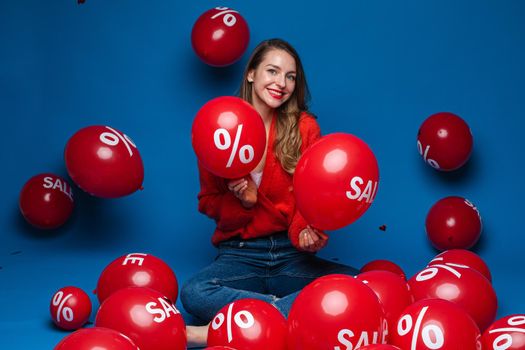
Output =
[
  {"x1": 287, "y1": 75, "x2": 296, "y2": 81},
  {"x1": 268, "y1": 69, "x2": 277, "y2": 75}
]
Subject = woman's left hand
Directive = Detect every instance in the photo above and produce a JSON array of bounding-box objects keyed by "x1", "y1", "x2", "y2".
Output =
[{"x1": 298, "y1": 225, "x2": 328, "y2": 252}]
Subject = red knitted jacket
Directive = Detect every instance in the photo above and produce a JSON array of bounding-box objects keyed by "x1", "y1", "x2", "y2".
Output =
[{"x1": 197, "y1": 112, "x2": 324, "y2": 250}]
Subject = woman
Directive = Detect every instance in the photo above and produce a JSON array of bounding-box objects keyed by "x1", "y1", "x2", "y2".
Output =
[{"x1": 182, "y1": 38, "x2": 358, "y2": 347}]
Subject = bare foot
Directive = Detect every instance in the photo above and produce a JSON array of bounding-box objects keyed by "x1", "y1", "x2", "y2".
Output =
[{"x1": 186, "y1": 323, "x2": 209, "y2": 348}]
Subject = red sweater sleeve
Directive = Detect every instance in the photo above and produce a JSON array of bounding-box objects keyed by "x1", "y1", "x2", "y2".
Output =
[
  {"x1": 288, "y1": 113, "x2": 327, "y2": 249},
  {"x1": 197, "y1": 162, "x2": 255, "y2": 231}
]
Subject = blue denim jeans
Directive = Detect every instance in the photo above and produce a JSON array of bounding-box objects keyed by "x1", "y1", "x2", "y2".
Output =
[{"x1": 180, "y1": 232, "x2": 358, "y2": 323}]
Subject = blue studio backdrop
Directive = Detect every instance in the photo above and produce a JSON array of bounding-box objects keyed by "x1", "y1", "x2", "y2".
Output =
[{"x1": 1, "y1": 0, "x2": 524, "y2": 348}]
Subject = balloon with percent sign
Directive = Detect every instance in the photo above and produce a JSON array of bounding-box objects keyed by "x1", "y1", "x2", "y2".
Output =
[
  {"x1": 192, "y1": 96, "x2": 266, "y2": 179},
  {"x1": 417, "y1": 112, "x2": 473, "y2": 171},
  {"x1": 482, "y1": 314, "x2": 525, "y2": 350},
  {"x1": 207, "y1": 298, "x2": 287, "y2": 350},
  {"x1": 390, "y1": 298, "x2": 481, "y2": 350},
  {"x1": 95, "y1": 287, "x2": 186, "y2": 350},
  {"x1": 293, "y1": 133, "x2": 379, "y2": 230},
  {"x1": 19, "y1": 173, "x2": 74, "y2": 229},
  {"x1": 191, "y1": 7, "x2": 250, "y2": 66},
  {"x1": 50, "y1": 286, "x2": 92, "y2": 330},
  {"x1": 95, "y1": 252, "x2": 178, "y2": 304},
  {"x1": 288, "y1": 274, "x2": 386, "y2": 350},
  {"x1": 426, "y1": 196, "x2": 482, "y2": 250},
  {"x1": 360, "y1": 259, "x2": 407, "y2": 281},
  {"x1": 408, "y1": 260, "x2": 497, "y2": 332},
  {"x1": 356, "y1": 270, "x2": 414, "y2": 342},
  {"x1": 54, "y1": 327, "x2": 140, "y2": 350},
  {"x1": 64, "y1": 125, "x2": 144, "y2": 198},
  {"x1": 429, "y1": 249, "x2": 492, "y2": 282}
]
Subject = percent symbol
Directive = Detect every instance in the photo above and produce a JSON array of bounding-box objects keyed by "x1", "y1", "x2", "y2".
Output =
[
  {"x1": 214, "y1": 124, "x2": 255, "y2": 168},
  {"x1": 52, "y1": 291, "x2": 74, "y2": 323},
  {"x1": 488, "y1": 316, "x2": 525, "y2": 350},
  {"x1": 211, "y1": 7, "x2": 239, "y2": 27},
  {"x1": 398, "y1": 306, "x2": 444, "y2": 350},
  {"x1": 417, "y1": 140, "x2": 440, "y2": 169},
  {"x1": 211, "y1": 302, "x2": 255, "y2": 343},
  {"x1": 99, "y1": 126, "x2": 137, "y2": 157},
  {"x1": 416, "y1": 261, "x2": 469, "y2": 282}
]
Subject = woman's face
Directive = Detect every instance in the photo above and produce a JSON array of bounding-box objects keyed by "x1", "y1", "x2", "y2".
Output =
[{"x1": 248, "y1": 49, "x2": 297, "y2": 110}]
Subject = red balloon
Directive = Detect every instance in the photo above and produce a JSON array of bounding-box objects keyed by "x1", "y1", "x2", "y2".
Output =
[
  {"x1": 356, "y1": 271, "x2": 413, "y2": 342},
  {"x1": 359, "y1": 345, "x2": 402, "y2": 350},
  {"x1": 50, "y1": 286, "x2": 92, "y2": 330},
  {"x1": 426, "y1": 196, "x2": 482, "y2": 250},
  {"x1": 192, "y1": 96, "x2": 266, "y2": 179},
  {"x1": 390, "y1": 299, "x2": 481, "y2": 349},
  {"x1": 417, "y1": 112, "x2": 473, "y2": 171},
  {"x1": 95, "y1": 253, "x2": 178, "y2": 304},
  {"x1": 408, "y1": 262, "x2": 497, "y2": 332},
  {"x1": 288, "y1": 274, "x2": 386, "y2": 350},
  {"x1": 360, "y1": 259, "x2": 407, "y2": 281},
  {"x1": 64, "y1": 125, "x2": 144, "y2": 198},
  {"x1": 204, "y1": 347, "x2": 237, "y2": 350},
  {"x1": 191, "y1": 7, "x2": 250, "y2": 67},
  {"x1": 54, "y1": 327, "x2": 139, "y2": 350},
  {"x1": 207, "y1": 299, "x2": 287, "y2": 350},
  {"x1": 19, "y1": 173, "x2": 74, "y2": 229},
  {"x1": 429, "y1": 249, "x2": 492, "y2": 282},
  {"x1": 95, "y1": 287, "x2": 186, "y2": 350},
  {"x1": 293, "y1": 133, "x2": 379, "y2": 230},
  {"x1": 482, "y1": 314, "x2": 525, "y2": 350}
]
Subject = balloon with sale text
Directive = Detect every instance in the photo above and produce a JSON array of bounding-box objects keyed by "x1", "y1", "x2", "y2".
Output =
[
  {"x1": 64, "y1": 125, "x2": 144, "y2": 198},
  {"x1": 293, "y1": 133, "x2": 379, "y2": 230}
]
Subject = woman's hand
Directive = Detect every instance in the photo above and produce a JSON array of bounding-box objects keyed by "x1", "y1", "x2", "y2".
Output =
[
  {"x1": 298, "y1": 225, "x2": 328, "y2": 252},
  {"x1": 227, "y1": 177, "x2": 257, "y2": 208}
]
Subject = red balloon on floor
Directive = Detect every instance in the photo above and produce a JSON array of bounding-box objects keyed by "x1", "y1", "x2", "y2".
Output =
[
  {"x1": 426, "y1": 196, "x2": 482, "y2": 250},
  {"x1": 192, "y1": 96, "x2": 266, "y2": 179},
  {"x1": 207, "y1": 298, "x2": 287, "y2": 350},
  {"x1": 64, "y1": 125, "x2": 144, "y2": 198},
  {"x1": 356, "y1": 271, "x2": 413, "y2": 342},
  {"x1": 417, "y1": 111, "x2": 473, "y2": 171},
  {"x1": 95, "y1": 287, "x2": 186, "y2": 350},
  {"x1": 19, "y1": 173, "x2": 74, "y2": 229},
  {"x1": 54, "y1": 327, "x2": 139, "y2": 350},
  {"x1": 408, "y1": 262, "x2": 497, "y2": 331},
  {"x1": 293, "y1": 133, "x2": 379, "y2": 230},
  {"x1": 482, "y1": 314, "x2": 525, "y2": 350},
  {"x1": 95, "y1": 252, "x2": 178, "y2": 304},
  {"x1": 390, "y1": 299, "x2": 481, "y2": 349},
  {"x1": 360, "y1": 259, "x2": 407, "y2": 280},
  {"x1": 288, "y1": 274, "x2": 386, "y2": 350},
  {"x1": 429, "y1": 249, "x2": 492, "y2": 282},
  {"x1": 50, "y1": 286, "x2": 92, "y2": 330},
  {"x1": 191, "y1": 7, "x2": 250, "y2": 66}
]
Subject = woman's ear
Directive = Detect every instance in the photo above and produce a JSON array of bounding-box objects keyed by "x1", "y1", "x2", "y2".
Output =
[{"x1": 247, "y1": 71, "x2": 254, "y2": 83}]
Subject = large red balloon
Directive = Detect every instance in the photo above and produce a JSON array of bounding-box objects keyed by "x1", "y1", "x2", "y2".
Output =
[
  {"x1": 426, "y1": 196, "x2": 482, "y2": 250},
  {"x1": 356, "y1": 271, "x2": 413, "y2": 342},
  {"x1": 482, "y1": 314, "x2": 525, "y2": 350},
  {"x1": 192, "y1": 96, "x2": 266, "y2": 179},
  {"x1": 417, "y1": 112, "x2": 473, "y2": 171},
  {"x1": 95, "y1": 253, "x2": 178, "y2": 304},
  {"x1": 390, "y1": 299, "x2": 481, "y2": 349},
  {"x1": 95, "y1": 287, "x2": 186, "y2": 350},
  {"x1": 360, "y1": 259, "x2": 407, "y2": 281},
  {"x1": 19, "y1": 173, "x2": 74, "y2": 229},
  {"x1": 429, "y1": 249, "x2": 492, "y2": 282},
  {"x1": 54, "y1": 327, "x2": 139, "y2": 350},
  {"x1": 191, "y1": 7, "x2": 250, "y2": 67},
  {"x1": 207, "y1": 299, "x2": 287, "y2": 350},
  {"x1": 359, "y1": 345, "x2": 402, "y2": 350},
  {"x1": 408, "y1": 262, "x2": 497, "y2": 331},
  {"x1": 50, "y1": 286, "x2": 92, "y2": 330},
  {"x1": 64, "y1": 125, "x2": 144, "y2": 198},
  {"x1": 293, "y1": 133, "x2": 379, "y2": 230},
  {"x1": 288, "y1": 274, "x2": 386, "y2": 350}
]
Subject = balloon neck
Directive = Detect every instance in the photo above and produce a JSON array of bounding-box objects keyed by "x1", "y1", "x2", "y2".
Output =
[{"x1": 139, "y1": 186, "x2": 144, "y2": 191}]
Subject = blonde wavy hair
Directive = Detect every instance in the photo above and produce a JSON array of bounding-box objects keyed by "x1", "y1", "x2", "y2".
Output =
[{"x1": 239, "y1": 39, "x2": 312, "y2": 174}]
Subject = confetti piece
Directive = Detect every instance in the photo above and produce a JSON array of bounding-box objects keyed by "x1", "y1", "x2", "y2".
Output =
[
  {"x1": 10, "y1": 251, "x2": 22, "y2": 255},
  {"x1": 379, "y1": 225, "x2": 387, "y2": 231}
]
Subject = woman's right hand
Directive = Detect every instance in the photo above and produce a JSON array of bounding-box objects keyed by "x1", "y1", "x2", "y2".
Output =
[
  {"x1": 298, "y1": 225, "x2": 328, "y2": 252},
  {"x1": 227, "y1": 177, "x2": 257, "y2": 208}
]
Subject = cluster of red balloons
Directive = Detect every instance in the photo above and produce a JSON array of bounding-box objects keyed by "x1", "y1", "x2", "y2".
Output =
[
  {"x1": 52, "y1": 253, "x2": 183, "y2": 350},
  {"x1": 19, "y1": 125, "x2": 144, "y2": 230}
]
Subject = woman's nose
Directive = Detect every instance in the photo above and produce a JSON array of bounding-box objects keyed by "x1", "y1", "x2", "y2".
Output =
[{"x1": 275, "y1": 73, "x2": 286, "y2": 88}]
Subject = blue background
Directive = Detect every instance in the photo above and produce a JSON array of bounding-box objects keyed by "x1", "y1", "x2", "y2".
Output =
[{"x1": 1, "y1": 0, "x2": 524, "y2": 348}]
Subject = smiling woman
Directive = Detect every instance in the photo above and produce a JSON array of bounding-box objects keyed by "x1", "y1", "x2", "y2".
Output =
[{"x1": 181, "y1": 38, "x2": 359, "y2": 348}]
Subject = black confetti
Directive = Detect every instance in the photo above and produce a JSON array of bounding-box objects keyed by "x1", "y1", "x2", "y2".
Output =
[
  {"x1": 10, "y1": 251, "x2": 22, "y2": 255},
  {"x1": 379, "y1": 225, "x2": 387, "y2": 231}
]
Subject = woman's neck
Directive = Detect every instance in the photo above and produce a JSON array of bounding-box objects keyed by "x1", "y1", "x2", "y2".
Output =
[{"x1": 252, "y1": 99, "x2": 275, "y2": 125}]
